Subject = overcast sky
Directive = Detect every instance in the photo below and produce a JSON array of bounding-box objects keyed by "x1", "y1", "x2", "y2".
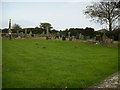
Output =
[{"x1": 1, "y1": 0, "x2": 106, "y2": 30}]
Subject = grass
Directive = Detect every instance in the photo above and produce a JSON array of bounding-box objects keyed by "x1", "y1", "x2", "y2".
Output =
[{"x1": 2, "y1": 39, "x2": 118, "y2": 88}]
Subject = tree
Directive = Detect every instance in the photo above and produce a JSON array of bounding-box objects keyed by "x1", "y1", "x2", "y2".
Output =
[
  {"x1": 40, "y1": 23, "x2": 53, "y2": 30},
  {"x1": 84, "y1": 0, "x2": 120, "y2": 31},
  {"x1": 12, "y1": 24, "x2": 22, "y2": 30},
  {"x1": 40, "y1": 23, "x2": 53, "y2": 36}
]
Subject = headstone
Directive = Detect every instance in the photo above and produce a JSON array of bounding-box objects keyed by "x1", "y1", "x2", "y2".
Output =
[
  {"x1": 106, "y1": 38, "x2": 113, "y2": 44},
  {"x1": 55, "y1": 32, "x2": 60, "y2": 39},
  {"x1": 79, "y1": 33, "x2": 82, "y2": 39},
  {"x1": 17, "y1": 30, "x2": 19, "y2": 37},
  {"x1": 29, "y1": 31, "x2": 32, "y2": 38},
  {"x1": 79, "y1": 33, "x2": 84, "y2": 40},
  {"x1": 81, "y1": 35, "x2": 84, "y2": 40},
  {"x1": 25, "y1": 29, "x2": 27, "y2": 38},
  {"x1": 101, "y1": 33, "x2": 108, "y2": 44},
  {"x1": 69, "y1": 36, "x2": 72, "y2": 41},
  {"x1": 68, "y1": 32, "x2": 70, "y2": 38},
  {"x1": 20, "y1": 32, "x2": 24, "y2": 38}
]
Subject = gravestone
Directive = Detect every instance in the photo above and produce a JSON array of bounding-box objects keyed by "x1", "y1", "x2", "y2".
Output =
[
  {"x1": 72, "y1": 36, "x2": 74, "y2": 39},
  {"x1": 20, "y1": 32, "x2": 24, "y2": 38},
  {"x1": 17, "y1": 30, "x2": 19, "y2": 38},
  {"x1": 25, "y1": 29, "x2": 27, "y2": 38},
  {"x1": 81, "y1": 35, "x2": 84, "y2": 40},
  {"x1": 106, "y1": 38, "x2": 113, "y2": 44},
  {"x1": 29, "y1": 31, "x2": 32, "y2": 38},
  {"x1": 79, "y1": 33, "x2": 82, "y2": 39},
  {"x1": 101, "y1": 33, "x2": 108, "y2": 44},
  {"x1": 55, "y1": 32, "x2": 60, "y2": 39},
  {"x1": 69, "y1": 36, "x2": 72, "y2": 41},
  {"x1": 68, "y1": 32, "x2": 70, "y2": 38},
  {"x1": 78, "y1": 33, "x2": 85, "y2": 40}
]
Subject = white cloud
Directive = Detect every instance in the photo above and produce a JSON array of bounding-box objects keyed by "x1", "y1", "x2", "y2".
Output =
[{"x1": 1, "y1": 0, "x2": 97, "y2": 2}]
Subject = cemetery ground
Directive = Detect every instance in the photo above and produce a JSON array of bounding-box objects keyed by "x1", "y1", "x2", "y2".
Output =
[{"x1": 2, "y1": 38, "x2": 118, "y2": 88}]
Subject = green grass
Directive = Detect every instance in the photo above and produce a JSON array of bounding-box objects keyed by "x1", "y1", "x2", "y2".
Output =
[{"x1": 2, "y1": 39, "x2": 118, "y2": 88}]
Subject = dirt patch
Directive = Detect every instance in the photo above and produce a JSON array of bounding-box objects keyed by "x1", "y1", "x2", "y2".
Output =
[{"x1": 37, "y1": 46, "x2": 47, "y2": 48}]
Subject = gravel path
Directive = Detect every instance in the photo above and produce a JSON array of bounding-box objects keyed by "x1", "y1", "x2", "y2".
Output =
[{"x1": 87, "y1": 72, "x2": 120, "y2": 89}]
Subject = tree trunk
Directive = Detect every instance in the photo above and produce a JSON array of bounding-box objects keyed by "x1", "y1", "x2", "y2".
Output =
[{"x1": 109, "y1": 19, "x2": 112, "y2": 31}]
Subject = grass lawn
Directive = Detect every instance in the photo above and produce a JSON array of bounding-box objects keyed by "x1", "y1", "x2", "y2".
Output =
[{"x1": 2, "y1": 39, "x2": 118, "y2": 88}]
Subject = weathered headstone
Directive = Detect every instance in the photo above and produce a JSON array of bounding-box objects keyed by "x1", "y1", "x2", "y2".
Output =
[
  {"x1": 17, "y1": 30, "x2": 19, "y2": 38},
  {"x1": 55, "y1": 32, "x2": 60, "y2": 39},
  {"x1": 106, "y1": 38, "x2": 113, "y2": 44},
  {"x1": 29, "y1": 31, "x2": 32, "y2": 38},
  {"x1": 25, "y1": 29, "x2": 27, "y2": 38},
  {"x1": 79, "y1": 33, "x2": 85, "y2": 40},
  {"x1": 79, "y1": 33, "x2": 82, "y2": 39},
  {"x1": 69, "y1": 36, "x2": 72, "y2": 41},
  {"x1": 68, "y1": 32, "x2": 70, "y2": 38},
  {"x1": 20, "y1": 32, "x2": 24, "y2": 38},
  {"x1": 101, "y1": 33, "x2": 108, "y2": 44}
]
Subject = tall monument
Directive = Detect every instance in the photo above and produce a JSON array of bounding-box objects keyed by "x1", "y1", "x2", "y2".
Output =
[{"x1": 8, "y1": 19, "x2": 12, "y2": 39}]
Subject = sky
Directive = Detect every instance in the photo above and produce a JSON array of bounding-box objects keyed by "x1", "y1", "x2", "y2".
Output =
[{"x1": 1, "y1": 0, "x2": 106, "y2": 31}]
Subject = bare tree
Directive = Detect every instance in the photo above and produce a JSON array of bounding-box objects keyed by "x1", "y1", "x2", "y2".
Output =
[{"x1": 84, "y1": 0, "x2": 120, "y2": 31}]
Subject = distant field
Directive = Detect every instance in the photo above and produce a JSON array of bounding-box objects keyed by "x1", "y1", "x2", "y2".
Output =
[{"x1": 2, "y1": 39, "x2": 118, "y2": 88}]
